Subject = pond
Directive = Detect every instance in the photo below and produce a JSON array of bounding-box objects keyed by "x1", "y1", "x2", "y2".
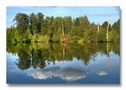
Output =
[{"x1": 7, "y1": 42, "x2": 120, "y2": 84}]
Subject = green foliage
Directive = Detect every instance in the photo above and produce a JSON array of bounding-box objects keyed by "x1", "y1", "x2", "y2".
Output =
[
  {"x1": 102, "y1": 21, "x2": 108, "y2": 30},
  {"x1": 30, "y1": 13, "x2": 38, "y2": 34},
  {"x1": 98, "y1": 27, "x2": 106, "y2": 42},
  {"x1": 7, "y1": 12, "x2": 120, "y2": 44},
  {"x1": 74, "y1": 17, "x2": 80, "y2": 27},
  {"x1": 107, "y1": 19, "x2": 120, "y2": 42},
  {"x1": 30, "y1": 13, "x2": 44, "y2": 34},
  {"x1": 14, "y1": 13, "x2": 29, "y2": 34}
]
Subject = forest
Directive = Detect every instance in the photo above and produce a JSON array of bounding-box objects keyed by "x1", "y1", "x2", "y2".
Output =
[
  {"x1": 7, "y1": 12, "x2": 120, "y2": 44},
  {"x1": 7, "y1": 12, "x2": 120, "y2": 70}
]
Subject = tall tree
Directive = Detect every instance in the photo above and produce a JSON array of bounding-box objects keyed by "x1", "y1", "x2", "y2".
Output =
[
  {"x1": 30, "y1": 13, "x2": 38, "y2": 34},
  {"x1": 79, "y1": 16, "x2": 90, "y2": 30},
  {"x1": 74, "y1": 17, "x2": 80, "y2": 27},
  {"x1": 14, "y1": 13, "x2": 29, "y2": 34},
  {"x1": 36, "y1": 12, "x2": 44, "y2": 33},
  {"x1": 64, "y1": 16, "x2": 72, "y2": 34}
]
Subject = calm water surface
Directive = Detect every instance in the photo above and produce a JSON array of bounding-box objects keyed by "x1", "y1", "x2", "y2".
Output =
[{"x1": 7, "y1": 43, "x2": 120, "y2": 84}]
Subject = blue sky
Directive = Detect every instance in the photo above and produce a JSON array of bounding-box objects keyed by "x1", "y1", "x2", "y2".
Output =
[{"x1": 7, "y1": 6, "x2": 120, "y2": 27}]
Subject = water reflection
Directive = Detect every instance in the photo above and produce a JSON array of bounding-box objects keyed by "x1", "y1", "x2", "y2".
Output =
[
  {"x1": 96, "y1": 70, "x2": 108, "y2": 76},
  {"x1": 28, "y1": 63, "x2": 87, "y2": 81},
  {"x1": 7, "y1": 42, "x2": 120, "y2": 84}
]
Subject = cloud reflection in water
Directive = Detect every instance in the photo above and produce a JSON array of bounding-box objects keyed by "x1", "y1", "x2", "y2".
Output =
[
  {"x1": 28, "y1": 66, "x2": 87, "y2": 81},
  {"x1": 96, "y1": 70, "x2": 108, "y2": 76}
]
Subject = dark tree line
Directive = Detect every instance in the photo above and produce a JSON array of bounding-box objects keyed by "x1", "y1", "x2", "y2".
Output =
[{"x1": 7, "y1": 12, "x2": 120, "y2": 43}]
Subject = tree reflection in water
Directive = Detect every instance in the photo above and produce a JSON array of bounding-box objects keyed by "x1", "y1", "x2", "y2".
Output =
[{"x1": 7, "y1": 42, "x2": 120, "y2": 71}]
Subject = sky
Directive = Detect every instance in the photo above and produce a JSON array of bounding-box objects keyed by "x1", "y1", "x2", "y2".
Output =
[{"x1": 7, "y1": 6, "x2": 120, "y2": 27}]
